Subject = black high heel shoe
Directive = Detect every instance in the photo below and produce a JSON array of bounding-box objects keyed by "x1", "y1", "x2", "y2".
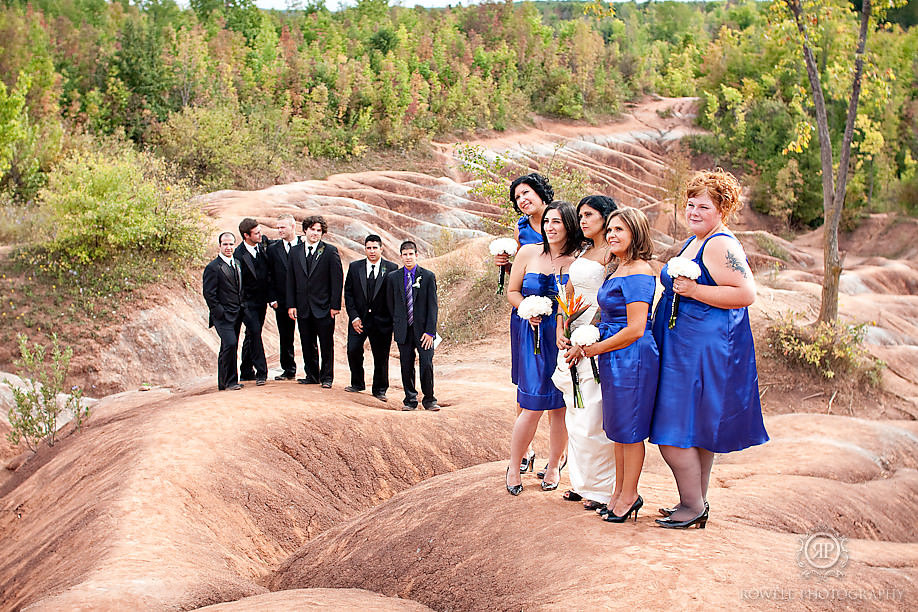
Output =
[
  {"x1": 505, "y1": 467, "x2": 523, "y2": 496},
  {"x1": 537, "y1": 456, "x2": 567, "y2": 480},
  {"x1": 659, "y1": 500, "x2": 708, "y2": 518},
  {"x1": 540, "y1": 464, "x2": 562, "y2": 491},
  {"x1": 655, "y1": 505, "x2": 708, "y2": 529},
  {"x1": 603, "y1": 495, "x2": 643, "y2": 523},
  {"x1": 519, "y1": 450, "x2": 535, "y2": 474}
]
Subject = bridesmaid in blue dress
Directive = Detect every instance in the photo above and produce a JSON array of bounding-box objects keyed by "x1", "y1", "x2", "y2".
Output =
[
  {"x1": 505, "y1": 201, "x2": 580, "y2": 495},
  {"x1": 651, "y1": 169, "x2": 769, "y2": 529},
  {"x1": 493, "y1": 173, "x2": 553, "y2": 474},
  {"x1": 578, "y1": 207, "x2": 659, "y2": 523}
]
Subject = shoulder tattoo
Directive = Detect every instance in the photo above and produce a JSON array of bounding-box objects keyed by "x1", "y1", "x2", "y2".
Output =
[{"x1": 725, "y1": 251, "x2": 748, "y2": 278}]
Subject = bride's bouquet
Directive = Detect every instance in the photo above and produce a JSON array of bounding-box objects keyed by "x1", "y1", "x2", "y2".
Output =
[
  {"x1": 489, "y1": 237, "x2": 518, "y2": 294},
  {"x1": 557, "y1": 292, "x2": 591, "y2": 409},
  {"x1": 517, "y1": 295, "x2": 554, "y2": 355},
  {"x1": 666, "y1": 256, "x2": 702, "y2": 329},
  {"x1": 570, "y1": 324, "x2": 602, "y2": 386}
]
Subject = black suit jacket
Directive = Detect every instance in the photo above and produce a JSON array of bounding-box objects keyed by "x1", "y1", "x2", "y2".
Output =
[
  {"x1": 386, "y1": 265, "x2": 438, "y2": 345},
  {"x1": 202, "y1": 256, "x2": 242, "y2": 328},
  {"x1": 286, "y1": 240, "x2": 343, "y2": 318},
  {"x1": 265, "y1": 237, "x2": 299, "y2": 308},
  {"x1": 344, "y1": 258, "x2": 397, "y2": 334},
  {"x1": 234, "y1": 241, "x2": 270, "y2": 305}
]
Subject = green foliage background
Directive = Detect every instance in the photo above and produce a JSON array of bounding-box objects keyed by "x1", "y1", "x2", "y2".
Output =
[{"x1": 0, "y1": 0, "x2": 916, "y2": 249}]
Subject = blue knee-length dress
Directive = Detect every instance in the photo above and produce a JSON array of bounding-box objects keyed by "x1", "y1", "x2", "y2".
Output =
[
  {"x1": 516, "y1": 272, "x2": 567, "y2": 411},
  {"x1": 650, "y1": 233, "x2": 769, "y2": 453},
  {"x1": 597, "y1": 274, "x2": 659, "y2": 443},
  {"x1": 510, "y1": 215, "x2": 543, "y2": 385}
]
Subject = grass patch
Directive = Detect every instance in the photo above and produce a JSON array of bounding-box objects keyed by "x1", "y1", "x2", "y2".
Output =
[
  {"x1": 766, "y1": 313, "x2": 885, "y2": 388},
  {"x1": 0, "y1": 247, "x2": 201, "y2": 357},
  {"x1": 438, "y1": 258, "x2": 509, "y2": 344},
  {"x1": 753, "y1": 232, "x2": 790, "y2": 262}
]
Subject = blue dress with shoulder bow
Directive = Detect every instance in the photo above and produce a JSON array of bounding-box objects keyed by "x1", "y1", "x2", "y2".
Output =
[
  {"x1": 510, "y1": 215, "x2": 543, "y2": 385},
  {"x1": 597, "y1": 274, "x2": 659, "y2": 443},
  {"x1": 650, "y1": 233, "x2": 769, "y2": 453},
  {"x1": 517, "y1": 272, "x2": 566, "y2": 411}
]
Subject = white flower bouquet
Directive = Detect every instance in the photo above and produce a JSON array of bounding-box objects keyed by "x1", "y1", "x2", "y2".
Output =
[
  {"x1": 666, "y1": 256, "x2": 702, "y2": 329},
  {"x1": 489, "y1": 237, "x2": 519, "y2": 294},
  {"x1": 517, "y1": 295, "x2": 554, "y2": 354},
  {"x1": 570, "y1": 324, "x2": 602, "y2": 384}
]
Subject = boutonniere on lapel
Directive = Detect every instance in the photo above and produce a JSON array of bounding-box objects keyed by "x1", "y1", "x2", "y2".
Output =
[
  {"x1": 314, "y1": 243, "x2": 325, "y2": 260},
  {"x1": 412, "y1": 276, "x2": 421, "y2": 289}
]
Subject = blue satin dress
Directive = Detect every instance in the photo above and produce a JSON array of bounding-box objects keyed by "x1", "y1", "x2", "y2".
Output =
[
  {"x1": 650, "y1": 233, "x2": 769, "y2": 453},
  {"x1": 517, "y1": 272, "x2": 567, "y2": 411},
  {"x1": 597, "y1": 274, "x2": 659, "y2": 443},
  {"x1": 510, "y1": 215, "x2": 543, "y2": 385}
]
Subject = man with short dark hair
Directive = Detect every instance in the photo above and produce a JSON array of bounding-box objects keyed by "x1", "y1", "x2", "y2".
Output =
[
  {"x1": 202, "y1": 232, "x2": 244, "y2": 390},
  {"x1": 235, "y1": 218, "x2": 270, "y2": 385},
  {"x1": 386, "y1": 241, "x2": 439, "y2": 411},
  {"x1": 266, "y1": 214, "x2": 299, "y2": 380},
  {"x1": 286, "y1": 215, "x2": 343, "y2": 388},
  {"x1": 344, "y1": 234, "x2": 397, "y2": 401}
]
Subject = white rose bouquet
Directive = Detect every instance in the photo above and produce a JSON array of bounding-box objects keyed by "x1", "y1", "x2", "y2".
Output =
[
  {"x1": 489, "y1": 237, "x2": 518, "y2": 294},
  {"x1": 666, "y1": 256, "x2": 702, "y2": 329},
  {"x1": 517, "y1": 295, "x2": 554, "y2": 354},
  {"x1": 570, "y1": 324, "x2": 602, "y2": 385}
]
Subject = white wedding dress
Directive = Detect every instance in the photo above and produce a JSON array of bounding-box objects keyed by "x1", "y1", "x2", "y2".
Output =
[{"x1": 551, "y1": 255, "x2": 616, "y2": 504}]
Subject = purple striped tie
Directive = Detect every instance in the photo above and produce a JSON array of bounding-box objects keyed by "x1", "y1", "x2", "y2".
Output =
[{"x1": 405, "y1": 271, "x2": 414, "y2": 326}]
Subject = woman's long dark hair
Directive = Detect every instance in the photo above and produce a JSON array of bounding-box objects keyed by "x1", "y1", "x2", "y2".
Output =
[
  {"x1": 541, "y1": 200, "x2": 582, "y2": 256},
  {"x1": 509, "y1": 173, "x2": 554, "y2": 215},
  {"x1": 577, "y1": 195, "x2": 619, "y2": 247}
]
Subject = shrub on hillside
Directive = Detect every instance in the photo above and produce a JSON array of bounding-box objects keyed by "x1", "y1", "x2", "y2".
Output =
[
  {"x1": 767, "y1": 313, "x2": 885, "y2": 387},
  {"x1": 154, "y1": 104, "x2": 285, "y2": 189},
  {"x1": 5, "y1": 333, "x2": 89, "y2": 452},
  {"x1": 37, "y1": 145, "x2": 203, "y2": 264}
]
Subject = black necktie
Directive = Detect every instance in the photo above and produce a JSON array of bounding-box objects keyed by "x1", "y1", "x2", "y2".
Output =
[
  {"x1": 307, "y1": 245, "x2": 315, "y2": 273},
  {"x1": 368, "y1": 263, "x2": 376, "y2": 295}
]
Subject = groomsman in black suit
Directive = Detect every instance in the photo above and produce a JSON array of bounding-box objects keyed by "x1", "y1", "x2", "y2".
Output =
[
  {"x1": 265, "y1": 214, "x2": 299, "y2": 380},
  {"x1": 234, "y1": 218, "x2": 270, "y2": 385},
  {"x1": 286, "y1": 215, "x2": 343, "y2": 388},
  {"x1": 202, "y1": 232, "x2": 244, "y2": 390},
  {"x1": 344, "y1": 234, "x2": 397, "y2": 402},
  {"x1": 386, "y1": 240, "x2": 439, "y2": 411}
]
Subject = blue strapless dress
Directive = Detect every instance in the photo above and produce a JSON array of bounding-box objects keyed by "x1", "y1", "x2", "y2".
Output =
[
  {"x1": 510, "y1": 215, "x2": 543, "y2": 385},
  {"x1": 650, "y1": 233, "x2": 769, "y2": 453},
  {"x1": 597, "y1": 274, "x2": 659, "y2": 443},
  {"x1": 516, "y1": 272, "x2": 566, "y2": 411}
]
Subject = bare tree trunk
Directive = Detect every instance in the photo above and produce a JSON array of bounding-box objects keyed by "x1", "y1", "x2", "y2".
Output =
[{"x1": 785, "y1": 0, "x2": 872, "y2": 324}]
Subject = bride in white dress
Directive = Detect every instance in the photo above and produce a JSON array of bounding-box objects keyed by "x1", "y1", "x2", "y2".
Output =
[{"x1": 552, "y1": 195, "x2": 618, "y2": 510}]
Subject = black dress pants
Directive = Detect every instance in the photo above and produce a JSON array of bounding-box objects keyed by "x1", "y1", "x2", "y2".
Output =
[
  {"x1": 274, "y1": 304, "x2": 297, "y2": 376},
  {"x1": 397, "y1": 326, "x2": 435, "y2": 408},
  {"x1": 299, "y1": 313, "x2": 335, "y2": 384},
  {"x1": 213, "y1": 315, "x2": 242, "y2": 390},
  {"x1": 347, "y1": 325, "x2": 392, "y2": 395},
  {"x1": 240, "y1": 302, "x2": 267, "y2": 380}
]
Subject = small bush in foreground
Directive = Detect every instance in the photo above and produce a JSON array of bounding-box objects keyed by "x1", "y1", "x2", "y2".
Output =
[
  {"x1": 5, "y1": 333, "x2": 89, "y2": 452},
  {"x1": 767, "y1": 314, "x2": 885, "y2": 387}
]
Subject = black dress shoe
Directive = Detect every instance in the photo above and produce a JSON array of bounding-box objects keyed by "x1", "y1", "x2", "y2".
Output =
[
  {"x1": 373, "y1": 393, "x2": 388, "y2": 402},
  {"x1": 321, "y1": 382, "x2": 332, "y2": 389},
  {"x1": 256, "y1": 379, "x2": 267, "y2": 386},
  {"x1": 402, "y1": 403, "x2": 417, "y2": 411},
  {"x1": 423, "y1": 403, "x2": 440, "y2": 411},
  {"x1": 344, "y1": 385, "x2": 362, "y2": 393},
  {"x1": 228, "y1": 384, "x2": 244, "y2": 390},
  {"x1": 656, "y1": 506, "x2": 708, "y2": 529},
  {"x1": 274, "y1": 373, "x2": 295, "y2": 381}
]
